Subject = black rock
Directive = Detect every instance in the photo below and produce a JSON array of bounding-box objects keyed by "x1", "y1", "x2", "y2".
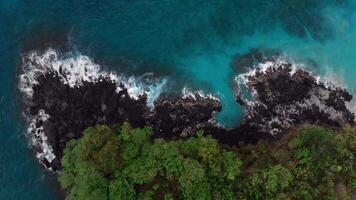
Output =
[
  {"x1": 150, "y1": 93, "x2": 221, "y2": 138},
  {"x1": 235, "y1": 61, "x2": 354, "y2": 140},
  {"x1": 20, "y1": 54, "x2": 355, "y2": 171},
  {"x1": 28, "y1": 72, "x2": 149, "y2": 170}
]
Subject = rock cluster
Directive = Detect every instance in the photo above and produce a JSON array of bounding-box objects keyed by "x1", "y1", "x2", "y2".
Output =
[
  {"x1": 20, "y1": 51, "x2": 355, "y2": 170},
  {"x1": 235, "y1": 61, "x2": 354, "y2": 139},
  {"x1": 24, "y1": 72, "x2": 222, "y2": 170},
  {"x1": 29, "y1": 73, "x2": 149, "y2": 169},
  {"x1": 150, "y1": 94, "x2": 221, "y2": 138}
]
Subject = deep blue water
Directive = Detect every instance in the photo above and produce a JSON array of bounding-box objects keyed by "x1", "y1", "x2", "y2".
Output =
[{"x1": 1, "y1": 0, "x2": 356, "y2": 199}]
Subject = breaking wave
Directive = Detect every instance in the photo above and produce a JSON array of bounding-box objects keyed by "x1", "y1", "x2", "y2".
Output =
[
  {"x1": 235, "y1": 58, "x2": 355, "y2": 135},
  {"x1": 25, "y1": 109, "x2": 55, "y2": 168},
  {"x1": 18, "y1": 49, "x2": 171, "y2": 167},
  {"x1": 18, "y1": 49, "x2": 355, "y2": 168},
  {"x1": 19, "y1": 49, "x2": 169, "y2": 102},
  {"x1": 181, "y1": 87, "x2": 220, "y2": 101}
]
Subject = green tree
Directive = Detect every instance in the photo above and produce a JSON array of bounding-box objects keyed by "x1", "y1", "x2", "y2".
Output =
[{"x1": 59, "y1": 124, "x2": 355, "y2": 200}]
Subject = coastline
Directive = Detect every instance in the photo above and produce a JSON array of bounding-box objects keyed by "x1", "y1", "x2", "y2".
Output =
[{"x1": 18, "y1": 48, "x2": 355, "y2": 171}]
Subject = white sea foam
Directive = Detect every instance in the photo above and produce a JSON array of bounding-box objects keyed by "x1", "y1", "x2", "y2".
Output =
[
  {"x1": 147, "y1": 78, "x2": 168, "y2": 108},
  {"x1": 181, "y1": 87, "x2": 224, "y2": 128},
  {"x1": 245, "y1": 93, "x2": 349, "y2": 136},
  {"x1": 235, "y1": 58, "x2": 348, "y2": 96},
  {"x1": 181, "y1": 87, "x2": 220, "y2": 101},
  {"x1": 19, "y1": 49, "x2": 169, "y2": 167},
  {"x1": 26, "y1": 110, "x2": 56, "y2": 165},
  {"x1": 235, "y1": 58, "x2": 296, "y2": 87},
  {"x1": 19, "y1": 48, "x2": 167, "y2": 106},
  {"x1": 320, "y1": 67, "x2": 349, "y2": 91},
  {"x1": 322, "y1": 67, "x2": 356, "y2": 120},
  {"x1": 19, "y1": 49, "x2": 102, "y2": 97},
  {"x1": 236, "y1": 59, "x2": 355, "y2": 135},
  {"x1": 243, "y1": 58, "x2": 291, "y2": 77}
]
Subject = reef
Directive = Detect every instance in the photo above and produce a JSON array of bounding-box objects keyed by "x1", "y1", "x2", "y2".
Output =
[{"x1": 19, "y1": 49, "x2": 355, "y2": 170}]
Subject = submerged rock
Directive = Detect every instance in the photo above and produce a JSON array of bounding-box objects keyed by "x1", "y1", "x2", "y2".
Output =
[{"x1": 231, "y1": 48, "x2": 281, "y2": 73}]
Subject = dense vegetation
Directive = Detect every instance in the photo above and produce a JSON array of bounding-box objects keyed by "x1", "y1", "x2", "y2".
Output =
[{"x1": 59, "y1": 123, "x2": 355, "y2": 200}]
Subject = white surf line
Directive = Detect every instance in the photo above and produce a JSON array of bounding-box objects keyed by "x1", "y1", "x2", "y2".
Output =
[
  {"x1": 26, "y1": 109, "x2": 55, "y2": 167},
  {"x1": 18, "y1": 48, "x2": 168, "y2": 167},
  {"x1": 19, "y1": 48, "x2": 167, "y2": 105},
  {"x1": 235, "y1": 58, "x2": 355, "y2": 135},
  {"x1": 181, "y1": 87, "x2": 220, "y2": 101}
]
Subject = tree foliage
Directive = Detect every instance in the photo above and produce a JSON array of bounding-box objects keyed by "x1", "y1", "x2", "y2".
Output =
[{"x1": 59, "y1": 124, "x2": 355, "y2": 200}]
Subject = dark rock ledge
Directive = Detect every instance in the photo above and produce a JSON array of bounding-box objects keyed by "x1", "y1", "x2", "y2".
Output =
[
  {"x1": 234, "y1": 60, "x2": 354, "y2": 139},
  {"x1": 19, "y1": 56, "x2": 354, "y2": 171}
]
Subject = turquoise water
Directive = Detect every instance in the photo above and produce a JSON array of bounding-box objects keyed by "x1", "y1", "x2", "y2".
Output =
[{"x1": 1, "y1": 0, "x2": 356, "y2": 199}]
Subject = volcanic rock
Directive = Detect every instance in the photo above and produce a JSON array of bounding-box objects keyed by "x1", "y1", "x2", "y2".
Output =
[
  {"x1": 19, "y1": 50, "x2": 355, "y2": 170},
  {"x1": 235, "y1": 60, "x2": 354, "y2": 139}
]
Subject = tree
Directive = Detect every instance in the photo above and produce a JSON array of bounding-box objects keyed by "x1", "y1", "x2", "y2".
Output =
[{"x1": 59, "y1": 124, "x2": 355, "y2": 200}]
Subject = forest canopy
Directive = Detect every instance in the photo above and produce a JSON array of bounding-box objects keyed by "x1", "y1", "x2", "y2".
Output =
[{"x1": 59, "y1": 123, "x2": 355, "y2": 200}]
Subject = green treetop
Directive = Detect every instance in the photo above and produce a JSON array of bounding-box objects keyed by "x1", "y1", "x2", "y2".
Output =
[{"x1": 59, "y1": 124, "x2": 355, "y2": 200}]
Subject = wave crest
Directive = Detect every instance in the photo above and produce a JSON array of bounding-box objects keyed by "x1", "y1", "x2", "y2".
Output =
[
  {"x1": 19, "y1": 48, "x2": 169, "y2": 167},
  {"x1": 19, "y1": 48, "x2": 167, "y2": 104}
]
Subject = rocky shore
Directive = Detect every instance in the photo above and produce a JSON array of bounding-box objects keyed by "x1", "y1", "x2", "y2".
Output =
[
  {"x1": 234, "y1": 59, "x2": 354, "y2": 140},
  {"x1": 19, "y1": 49, "x2": 355, "y2": 170}
]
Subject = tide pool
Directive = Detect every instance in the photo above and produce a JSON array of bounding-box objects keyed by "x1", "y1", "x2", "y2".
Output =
[{"x1": 1, "y1": 0, "x2": 356, "y2": 199}]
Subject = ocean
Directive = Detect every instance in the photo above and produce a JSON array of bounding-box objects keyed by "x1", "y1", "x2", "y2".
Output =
[{"x1": 1, "y1": 0, "x2": 356, "y2": 199}]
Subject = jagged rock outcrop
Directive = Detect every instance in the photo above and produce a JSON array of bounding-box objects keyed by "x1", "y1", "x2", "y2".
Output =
[
  {"x1": 234, "y1": 60, "x2": 354, "y2": 139},
  {"x1": 150, "y1": 93, "x2": 221, "y2": 138},
  {"x1": 19, "y1": 49, "x2": 355, "y2": 170},
  {"x1": 28, "y1": 72, "x2": 149, "y2": 170},
  {"x1": 25, "y1": 75, "x2": 222, "y2": 170}
]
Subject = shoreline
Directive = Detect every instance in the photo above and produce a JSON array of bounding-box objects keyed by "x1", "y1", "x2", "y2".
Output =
[{"x1": 18, "y1": 48, "x2": 355, "y2": 172}]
